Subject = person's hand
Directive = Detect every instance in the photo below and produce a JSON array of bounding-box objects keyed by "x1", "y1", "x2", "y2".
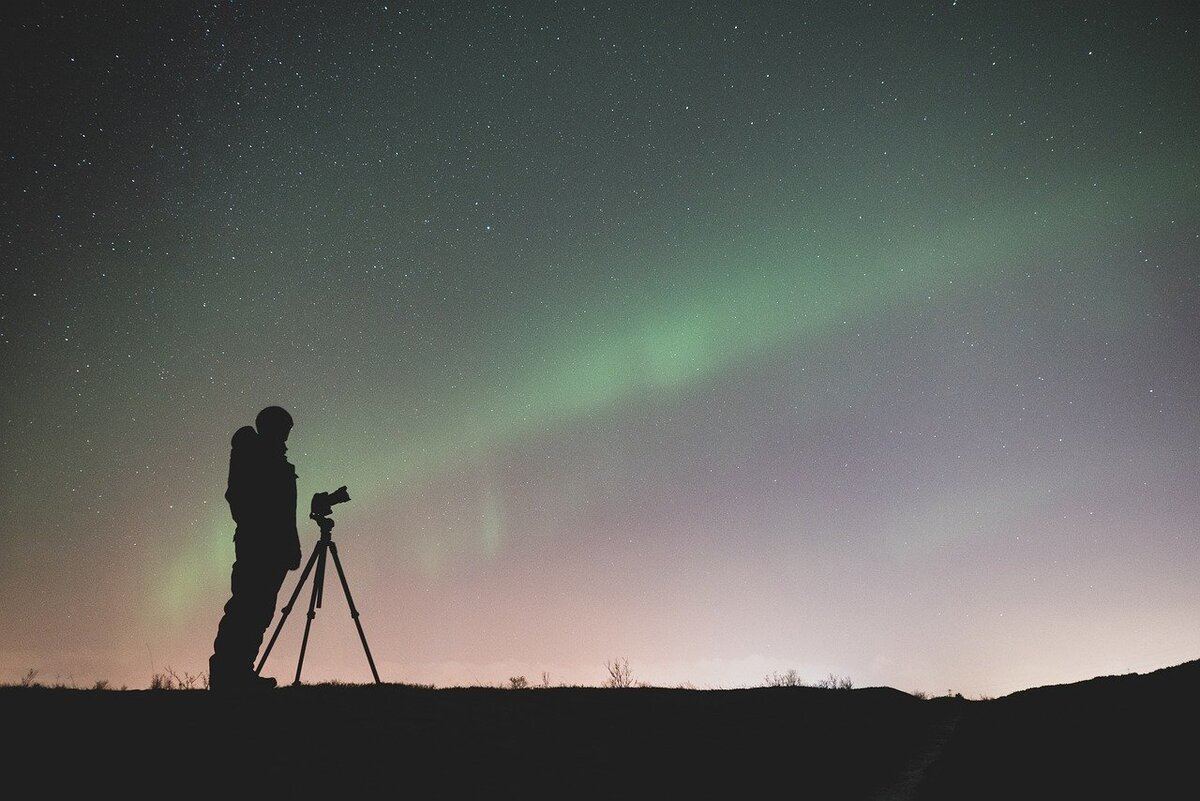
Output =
[{"x1": 287, "y1": 529, "x2": 302, "y2": 570}]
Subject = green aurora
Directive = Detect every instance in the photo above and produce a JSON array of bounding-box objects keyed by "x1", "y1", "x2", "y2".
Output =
[{"x1": 156, "y1": 173, "x2": 1171, "y2": 615}]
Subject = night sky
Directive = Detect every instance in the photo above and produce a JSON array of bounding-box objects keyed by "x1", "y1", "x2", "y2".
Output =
[{"x1": 1, "y1": 2, "x2": 1197, "y2": 695}]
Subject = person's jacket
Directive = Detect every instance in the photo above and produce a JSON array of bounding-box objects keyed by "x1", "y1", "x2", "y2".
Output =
[{"x1": 225, "y1": 427, "x2": 302, "y2": 569}]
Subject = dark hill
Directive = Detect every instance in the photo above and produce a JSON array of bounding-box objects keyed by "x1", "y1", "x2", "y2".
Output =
[{"x1": 915, "y1": 660, "x2": 1200, "y2": 799}]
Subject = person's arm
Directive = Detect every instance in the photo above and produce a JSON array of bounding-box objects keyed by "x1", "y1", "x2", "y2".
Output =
[{"x1": 283, "y1": 463, "x2": 301, "y2": 569}]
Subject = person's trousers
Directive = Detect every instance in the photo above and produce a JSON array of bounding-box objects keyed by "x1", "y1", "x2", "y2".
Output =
[{"x1": 211, "y1": 553, "x2": 289, "y2": 676}]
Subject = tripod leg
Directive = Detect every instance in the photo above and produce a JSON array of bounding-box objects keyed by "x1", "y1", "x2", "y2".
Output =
[
  {"x1": 294, "y1": 544, "x2": 326, "y2": 685},
  {"x1": 257, "y1": 544, "x2": 321, "y2": 675},
  {"x1": 327, "y1": 541, "x2": 382, "y2": 684},
  {"x1": 315, "y1": 539, "x2": 326, "y2": 609}
]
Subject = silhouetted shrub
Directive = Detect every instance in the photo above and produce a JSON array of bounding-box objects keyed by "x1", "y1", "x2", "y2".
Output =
[
  {"x1": 814, "y1": 673, "x2": 853, "y2": 690},
  {"x1": 604, "y1": 658, "x2": 634, "y2": 688},
  {"x1": 19, "y1": 668, "x2": 40, "y2": 688},
  {"x1": 508, "y1": 675, "x2": 529, "y2": 690},
  {"x1": 150, "y1": 667, "x2": 206, "y2": 690},
  {"x1": 764, "y1": 670, "x2": 804, "y2": 687},
  {"x1": 92, "y1": 679, "x2": 110, "y2": 691}
]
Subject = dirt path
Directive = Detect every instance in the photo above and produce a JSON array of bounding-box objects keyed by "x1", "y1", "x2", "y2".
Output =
[{"x1": 869, "y1": 710, "x2": 963, "y2": 801}]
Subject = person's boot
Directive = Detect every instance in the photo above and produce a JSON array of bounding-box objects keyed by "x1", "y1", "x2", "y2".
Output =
[
  {"x1": 251, "y1": 673, "x2": 278, "y2": 690},
  {"x1": 209, "y1": 657, "x2": 275, "y2": 691},
  {"x1": 208, "y1": 654, "x2": 232, "y2": 691}
]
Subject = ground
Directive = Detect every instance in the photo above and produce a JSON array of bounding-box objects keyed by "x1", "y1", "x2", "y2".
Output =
[{"x1": 5, "y1": 660, "x2": 1195, "y2": 798}]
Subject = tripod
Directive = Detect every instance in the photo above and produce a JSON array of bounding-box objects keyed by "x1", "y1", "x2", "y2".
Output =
[{"x1": 256, "y1": 512, "x2": 381, "y2": 684}]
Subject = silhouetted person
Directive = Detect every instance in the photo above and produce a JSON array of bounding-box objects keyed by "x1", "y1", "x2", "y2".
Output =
[{"x1": 209, "y1": 406, "x2": 302, "y2": 690}]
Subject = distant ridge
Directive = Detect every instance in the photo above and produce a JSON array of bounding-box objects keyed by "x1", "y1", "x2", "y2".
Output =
[{"x1": 1002, "y1": 657, "x2": 1200, "y2": 699}]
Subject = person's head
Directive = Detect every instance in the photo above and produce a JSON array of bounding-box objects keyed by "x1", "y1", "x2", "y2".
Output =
[{"x1": 255, "y1": 406, "x2": 293, "y2": 445}]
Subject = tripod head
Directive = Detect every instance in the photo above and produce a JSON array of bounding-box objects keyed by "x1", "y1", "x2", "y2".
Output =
[{"x1": 310, "y1": 512, "x2": 336, "y2": 539}]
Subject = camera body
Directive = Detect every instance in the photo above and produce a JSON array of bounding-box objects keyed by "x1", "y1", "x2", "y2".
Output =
[{"x1": 310, "y1": 485, "x2": 350, "y2": 518}]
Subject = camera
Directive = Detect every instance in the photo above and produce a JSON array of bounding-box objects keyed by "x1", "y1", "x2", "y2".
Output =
[{"x1": 310, "y1": 485, "x2": 350, "y2": 518}]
